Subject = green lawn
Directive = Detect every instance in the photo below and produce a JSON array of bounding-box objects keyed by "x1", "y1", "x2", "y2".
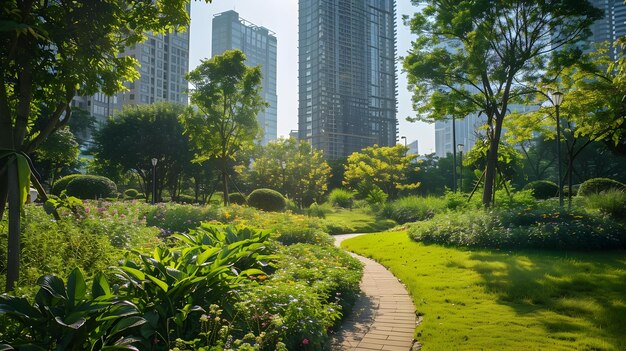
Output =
[
  {"x1": 342, "y1": 231, "x2": 626, "y2": 351},
  {"x1": 324, "y1": 208, "x2": 396, "y2": 233}
]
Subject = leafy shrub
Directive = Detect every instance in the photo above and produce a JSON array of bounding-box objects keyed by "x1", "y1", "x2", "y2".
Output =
[
  {"x1": 382, "y1": 196, "x2": 446, "y2": 224},
  {"x1": 116, "y1": 224, "x2": 274, "y2": 347},
  {"x1": 176, "y1": 194, "x2": 197, "y2": 204},
  {"x1": 578, "y1": 178, "x2": 626, "y2": 196},
  {"x1": 408, "y1": 206, "x2": 626, "y2": 250},
  {"x1": 0, "y1": 269, "x2": 145, "y2": 350},
  {"x1": 365, "y1": 187, "x2": 388, "y2": 211},
  {"x1": 524, "y1": 180, "x2": 559, "y2": 199},
  {"x1": 276, "y1": 244, "x2": 363, "y2": 317},
  {"x1": 306, "y1": 202, "x2": 332, "y2": 218},
  {"x1": 145, "y1": 203, "x2": 220, "y2": 234},
  {"x1": 327, "y1": 188, "x2": 354, "y2": 208},
  {"x1": 124, "y1": 188, "x2": 139, "y2": 198},
  {"x1": 586, "y1": 190, "x2": 626, "y2": 220},
  {"x1": 65, "y1": 175, "x2": 117, "y2": 199},
  {"x1": 235, "y1": 281, "x2": 341, "y2": 351},
  {"x1": 247, "y1": 188, "x2": 286, "y2": 212},
  {"x1": 229, "y1": 192, "x2": 247, "y2": 205},
  {"x1": 50, "y1": 174, "x2": 82, "y2": 195}
]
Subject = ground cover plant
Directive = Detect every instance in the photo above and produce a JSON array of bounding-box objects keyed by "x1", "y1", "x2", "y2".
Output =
[
  {"x1": 342, "y1": 232, "x2": 626, "y2": 351},
  {"x1": 0, "y1": 199, "x2": 362, "y2": 350}
]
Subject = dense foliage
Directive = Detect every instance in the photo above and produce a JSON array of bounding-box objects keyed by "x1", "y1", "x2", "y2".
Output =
[
  {"x1": 65, "y1": 175, "x2": 118, "y2": 200},
  {"x1": 578, "y1": 178, "x2": 626, "y2": 196},
  {"x1": 50, "y1": 174, "x2": 82, "y2": 196},
  {"x1": 523, "y1": 180, "x2": 559, "y2": 200},
  {"x1": 408, "y1": 204, "x2": 626, "y2": 251},
  {"x1": 247, "y1": 189, "x2": 287, "y2": 212},
  {"x1": 327, "y1": 189, "x2": 354, "y2": 209},
  {"x1": 382, "y1": 196, "x2": 447, "y2": 224}
]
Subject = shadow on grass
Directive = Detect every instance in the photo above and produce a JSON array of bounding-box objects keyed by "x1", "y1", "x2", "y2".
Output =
[{"x1": 467, "y1": 250, "x2": 626, "y2": 349}]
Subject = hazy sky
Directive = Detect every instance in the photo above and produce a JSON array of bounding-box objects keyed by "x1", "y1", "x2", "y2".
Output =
[{"x1": 189, "y1": 0, "x2": 435, "y2": 154}]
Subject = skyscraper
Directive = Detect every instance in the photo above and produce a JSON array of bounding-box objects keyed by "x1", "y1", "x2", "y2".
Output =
[
  {"x1": 212, "y1": 10, "x2": 278, "y2": 145},
  {"x1": 588, "y1": 0, "x2": 626, "y2": 59},
  {"x1": 298, "y1": 0, "x2": 397, "y2": 159}
]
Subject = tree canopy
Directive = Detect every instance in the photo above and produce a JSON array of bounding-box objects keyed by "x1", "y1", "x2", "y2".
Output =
[
  {"x1": 343, "y1": 144, "x2": 419, "y2": 199},
  {"x1": 93, "y1": 102, "x2": 192, "y2": 201},
  {"x1": 403, "y1": 0, "x2": 602, "y2": 206},
  {"x1": 247, "y1": 138, "x2": 331, "y2": 207},
  {"x1": 182, "y1": 49, "x2": 266, "y2": 206}
]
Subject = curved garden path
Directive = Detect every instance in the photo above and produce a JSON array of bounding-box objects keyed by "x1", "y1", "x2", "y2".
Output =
[{"x1": 332, "y1": 234, "x2": 419, "y2": 351}]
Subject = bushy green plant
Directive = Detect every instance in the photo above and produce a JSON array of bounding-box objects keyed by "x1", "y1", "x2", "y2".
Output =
[
  {"x1": 176, "y1": 194, "x2": 197, "y2": 204},
  {"x1": 124, "y1": 188, "x2": 139, "y2": 198},
  {"x1": 578, "y1": 178, "x2": 626, "y2": 196},
  {"x1": 365, "y1": 187, "x2": 388, "y2": 211},
  {"x1": 275, "y1": 244, "x2": 363, "y2": 318},
  {"x1": 0, "y1": 269, "x2": 145, "y2": 350},
  {"x1": 523, "y1": 180, "x2": 559, "y2": 199},
  {"x1": 50, "y1": 174, "x2": 82, "y2": 195},
  {"x1": 586, "y1": 190, "x2": 626, "y2": 220},
  {"x1": 408, "y1": 206, "x2": 626, "y2": 250},
  {"x1": 327, "y1": 188, "x2": 354, "y2": 208},
  {"x1": 116, "y1": 224, "x2": 273, "y2": 348},
  {"x1": 229, "y1": 192, "x2": 247, "y2": 205},
  {"x1": 145, "y1": 203, "x2": 220, "y2": 234},
  {"x1": 382, "y1": 196, "x2": 446, "y2": 224},
  {"x1": 235, "y1": 281, "x2": 341, "y2": 351},
  {"x1": 247, "y1": 188, "x2": 286, "y2": 212},
  {"x1": 65, "y1": 175, "x2": 117, "y2": 199},
  {"x1": 305, "y1": 202, "x2": 332, "y2": 218}
]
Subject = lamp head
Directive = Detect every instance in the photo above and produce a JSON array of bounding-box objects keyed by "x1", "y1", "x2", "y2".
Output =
[
  {"x1": 151, "y1": 158, "x2": 158, "y2": 166},
  {"x1": 552, "y1": 91, "x2": 564, "y2": 106}
]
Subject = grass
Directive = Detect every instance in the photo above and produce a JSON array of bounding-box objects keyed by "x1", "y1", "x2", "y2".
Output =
[
  {"x1": 341, "y1": 231, "x2": 626, "y2": 351},
  {"x1": 324, "y1": 207, "x2": 396, "y2": 234}
]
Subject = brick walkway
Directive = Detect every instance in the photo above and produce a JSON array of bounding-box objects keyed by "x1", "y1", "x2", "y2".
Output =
[{"x1": 332, "y1": 234, "x2": 418, "y2": 351}]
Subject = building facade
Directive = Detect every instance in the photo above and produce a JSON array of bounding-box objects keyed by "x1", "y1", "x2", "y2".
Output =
[
  {"x1": 212, "y1": 10, "x2": 278, "y2": 145},
  {"x1": 588, "y1": 0, "x2": 626, "y2": 59},
  {"x1": 298, "y1": 0, "x2": 397, "y2": 159},
  {"x1": 72, "y1": 28, "x2": 190, "y2": 135}
]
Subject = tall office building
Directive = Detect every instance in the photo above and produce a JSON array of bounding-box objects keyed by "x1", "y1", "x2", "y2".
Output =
[
  {"x1": 212, "y1": 10, "x2": 278, "y2": 145},
  {"x1": 588, "y1": 0, "x2": 626, "y2": 59},
  {"x1": 298, "y1": 0, "x2": 397, "y2": 159}
]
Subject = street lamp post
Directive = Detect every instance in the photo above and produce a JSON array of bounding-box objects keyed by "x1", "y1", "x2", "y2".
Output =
[
  {"x1": 151, "y1": 158, "x2": 158, "y2": 205},
  {"x1": 401, "y1": 136, "x2": 407, "y2": 156},
  {"x1": 452, "y1": 115, "x2": 457, "y2": 193},
  {"x1": 457, "y1": 144, "x2": 464, "y2": 192},
  {"x1": 552, "y1": 91, "x2": 564, "y2": 207}
]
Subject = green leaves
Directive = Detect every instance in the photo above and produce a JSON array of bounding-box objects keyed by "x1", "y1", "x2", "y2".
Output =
[{"x1": 0, "y1": 150, "x2": 32, "y2": 211}]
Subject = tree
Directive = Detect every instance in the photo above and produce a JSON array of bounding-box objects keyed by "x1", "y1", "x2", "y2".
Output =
[
  {"x1": 404, "y1": 0, "x2": 602, "y2": 206},
  {"x1": 247, "y1": 138, "x2": 331, "y2": 207},
  {"x1": 34, "y1": 127, "x2": 80, "y2": 185},
  {"x1": 506, "y1": 45, "x2": 626, "y2": 203},
  {"x1": 343, "y1": 144, "x2": 420, "y2": 199},
  {"x1": 93, "y1": 103, "x2": 192, "y2": 202},
  {"x1": 0, "y1": 0, "x2": 200, "y2": 291},
  {"x1": 183, "y1": 49, "x2": 266, "y2": 206}
]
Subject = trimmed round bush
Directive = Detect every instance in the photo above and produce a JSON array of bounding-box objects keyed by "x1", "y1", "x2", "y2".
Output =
[
  {"x1": 124, "y1": 188, "x2": 139, "y2": 198},
  {"x1": 228, "y1": 192, "x2": 246, "y2": 205},
  {"x1": 51, "y1": 174, "x2": 81, "y2": 195},
  {"x1": 65, "y1": 175, "x2": 117, "y2": 199},
  {"x1": 523, "y1": 180, "x2": 559, "y2": 200},
  {"x1": 578, "y1": 178, "x2": 626, "y2": 196},
  {"x1": 247, "y1": 188, "x2": 286, "y2": 212}
]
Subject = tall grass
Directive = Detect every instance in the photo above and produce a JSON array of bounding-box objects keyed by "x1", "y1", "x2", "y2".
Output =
[
  {"x1": 382, "y1": 196, "x2": 447, "y2": 224},
  {"x1": 586, "y1": 190, "x2": 626, "y2": 220},
  {"x1": 327, "y1": 188, "x2": 355, "y2": 208}
]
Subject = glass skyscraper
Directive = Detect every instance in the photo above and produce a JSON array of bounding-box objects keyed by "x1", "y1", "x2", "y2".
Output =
[
  {"x1": 212, "y1": 10, "x2": 278, "y2": 145},
  {"x1": 588, "y1": 0, "x2": 626, "y2": 59},
  {"x1": 298, "y1": 0, "x2": 397, "y2": 159}
]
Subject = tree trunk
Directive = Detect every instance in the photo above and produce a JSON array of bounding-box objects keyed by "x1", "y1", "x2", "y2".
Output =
[
  {"x1": 6, "y1": 160, "x2": 20, "y2": 291},
  {"x1": 222, "y1": 159, "x2": 229, "y2": 206},
  {"x1": 0, "y1": 165, "x2": 7, "y2": 221},
  {"x1": 482, "y1": 119, "x2": 503, "y2": 207}
]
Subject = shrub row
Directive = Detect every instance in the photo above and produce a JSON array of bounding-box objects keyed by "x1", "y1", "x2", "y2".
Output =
[{"x1": 408, "y1": 205, "x2": 626, "y2": 251}]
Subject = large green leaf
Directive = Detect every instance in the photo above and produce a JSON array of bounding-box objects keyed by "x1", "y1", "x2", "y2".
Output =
[
  {"x1": 67, "y1": 268, "x2": 87, "y2": 306},
  {"x1": 37, "y1": 275, "x2": 67, "y2": 299},
  {"x1": 92, "y1": 272, "x2": 112, "y2": 298}
]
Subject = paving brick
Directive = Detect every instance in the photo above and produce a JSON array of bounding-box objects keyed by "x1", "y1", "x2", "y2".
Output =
[{"x1": 331, "y1": 234, "x2": 417, "y2": 351}]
